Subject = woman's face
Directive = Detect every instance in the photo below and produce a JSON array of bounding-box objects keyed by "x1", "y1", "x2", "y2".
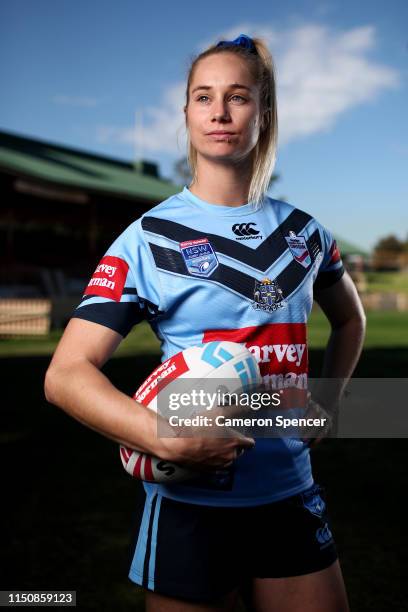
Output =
[{"x1": 185, "y1": 52, "x2": 262, "y2": 165}]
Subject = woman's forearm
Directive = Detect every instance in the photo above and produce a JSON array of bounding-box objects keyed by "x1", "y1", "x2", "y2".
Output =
[
  {"x1": 320, "y1": 314, "x2": 366, "y2": 379},
  {"x1": 44, "y1": 360, "x2": 159, "y2": 455},
  {"x1": 313, "y1": 313, "x2": 366, "y2": 411}
]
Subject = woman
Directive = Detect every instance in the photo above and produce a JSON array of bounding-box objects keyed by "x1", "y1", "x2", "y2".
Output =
[{"x1": 45, "y1": 34, "x2": 365, "y2": 611}]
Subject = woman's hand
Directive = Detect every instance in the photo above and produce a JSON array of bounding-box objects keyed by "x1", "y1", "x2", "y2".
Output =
[
  {"x1": 152, "y1": 423, "x2": 255, "y2": 470},
  {"x1": 45, "y1": 318, "x2": 255, "y2": 469}
]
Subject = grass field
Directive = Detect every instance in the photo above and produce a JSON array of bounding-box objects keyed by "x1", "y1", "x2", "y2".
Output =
[
  {"x1": 1, "y1": 348, "x2": 407, "y2": 611},
  {"x1": 364, "y1": 271, "x2": 408, "y2": 293},
  {"x1": 1, "y1": 309, "x2": 407, "y2": 611},
  {"x1": 1, "y1": 309, "x2": 408, "y2": 358}
]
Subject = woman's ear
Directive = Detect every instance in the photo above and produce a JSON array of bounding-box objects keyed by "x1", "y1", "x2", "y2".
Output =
[{"x1": 260, "y1": 109, "x2": 269, "y2": 131}]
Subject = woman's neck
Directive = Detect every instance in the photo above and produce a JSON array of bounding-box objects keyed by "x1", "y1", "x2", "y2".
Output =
[{"x1": 188, "y1": 156, "x2": 252, "y2": 207}]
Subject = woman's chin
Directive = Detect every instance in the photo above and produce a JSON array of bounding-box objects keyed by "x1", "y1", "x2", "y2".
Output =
[{"x1": 198, "y1": 148, "x2": 249, "y2": 165}]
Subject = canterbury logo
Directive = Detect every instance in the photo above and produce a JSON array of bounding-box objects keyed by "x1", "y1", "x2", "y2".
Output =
[{"x1": 232, "y1": 222, "x2": 261, "y2": 239}]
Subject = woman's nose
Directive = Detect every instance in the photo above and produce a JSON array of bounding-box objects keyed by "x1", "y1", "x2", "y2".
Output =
[{"x1": 212, "y1": 99, "x2": 230, "y2": 121}]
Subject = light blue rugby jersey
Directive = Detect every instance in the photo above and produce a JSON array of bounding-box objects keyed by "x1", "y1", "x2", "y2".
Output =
[{"x1": 73, "y1": 186, "x2": 344, "y2": 506}]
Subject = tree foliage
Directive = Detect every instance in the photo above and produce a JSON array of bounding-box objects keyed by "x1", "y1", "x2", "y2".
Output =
[{"x1": 374, "y1": 235, "x2": 405, "y2": 254}]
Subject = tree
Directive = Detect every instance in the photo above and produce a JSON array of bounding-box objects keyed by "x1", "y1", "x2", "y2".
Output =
[
  {"x1": 373, "y1": 235, "x2": 404, "y2": 254},
  {"x1": 372, "y1": 234, "x2": 405, "y2": 271},
  {"x1": 173, "y1": 157, "x2": 192, "y2": 185},
  {"x1": 267, "y1": 172, "x2": 280, "y2": 191}
]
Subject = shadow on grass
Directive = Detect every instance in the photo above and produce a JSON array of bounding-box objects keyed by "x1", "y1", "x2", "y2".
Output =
[{"x1": 1, "y1": 349, "x2": 407, "y2": 611}]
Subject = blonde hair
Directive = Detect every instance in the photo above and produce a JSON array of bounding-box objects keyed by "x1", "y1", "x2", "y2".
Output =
[{"x1": 184, "y1": 37, "x2": 278, "y2": 205}]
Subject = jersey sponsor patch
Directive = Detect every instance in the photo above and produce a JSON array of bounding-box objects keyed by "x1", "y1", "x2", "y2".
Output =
[
  {"x1": 179, "y1": 238, "x2": 219, "y2": 277},
  {"x1": 285, "y1": 231, "x2": 312, "y2": 268},
  {"x1": 84, "y1": 255, "x2": 129, "y2": 301},
  {"x1": 203, "y1": 322, "x2": 307, "y2": 389}
]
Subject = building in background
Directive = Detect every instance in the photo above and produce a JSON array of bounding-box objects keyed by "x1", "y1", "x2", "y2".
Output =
[
  {"x1": 0, "y1": 130, "x2": 381, "y2": 333},
  {"x1": 0, "y1": 130, "x2": 180, "y2": 331}
]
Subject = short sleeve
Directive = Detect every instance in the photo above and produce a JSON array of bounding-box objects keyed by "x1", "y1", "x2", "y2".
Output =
[
  {"x1": 71, "y1": 219, "x2": 164, "y2": 337},
  {"x1": 313, "y1": 224, "x2": 345, "y2": 291}
]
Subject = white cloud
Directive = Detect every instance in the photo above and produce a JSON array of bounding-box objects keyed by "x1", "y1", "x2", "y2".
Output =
[
  {"x1": 274, "y1": 24, "x2": 400, "y2": 144},
  {"x1": 96, "y1": 22, "x2": 400, "y2": 154},
  {"x1": 96, "y1": 83, "x2": 186, "y2": 155},
  {"x1": 53, "y1": 95, "x2": 102, "y2": 108}
]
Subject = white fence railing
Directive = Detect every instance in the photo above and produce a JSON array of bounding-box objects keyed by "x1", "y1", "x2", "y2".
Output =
[{"x1": 0, "y1": 299, "x2": 51, "y2": 336}]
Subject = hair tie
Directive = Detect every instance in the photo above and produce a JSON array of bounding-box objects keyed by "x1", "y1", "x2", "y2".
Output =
[{"x1": 216, "y1": 34, "x2": 257, "y2": 54}]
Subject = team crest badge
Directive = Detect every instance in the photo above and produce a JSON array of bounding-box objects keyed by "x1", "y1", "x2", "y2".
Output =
[
  {"x1": 285, "y1": 231, "x2": 312, "y2": 268},
  {"x1": 180, "y1": 238, "x2": 219, "y2": 277},
  {"x1": 253, "y1": 277, "x2": 285, "y2": 312}
]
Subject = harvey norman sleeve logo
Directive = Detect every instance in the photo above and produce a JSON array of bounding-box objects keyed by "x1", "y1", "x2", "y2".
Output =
[{"x1": 84, "y1": 255, "x2": 129, "y2": 301}]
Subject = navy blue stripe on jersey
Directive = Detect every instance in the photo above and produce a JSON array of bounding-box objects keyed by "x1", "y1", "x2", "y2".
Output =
[
  {"x1": 142, "y1": 208, "x2": 313, "y2": 272},
  {"x1": 72, "y1": 299, "x2": 161, "y2": 336},
  {"x1": 148, "y1": 228, "x2": 322, "y2": 302},
  {"x1": 80, "y1": 286, "x2": 139, "y2": 303},
  {"x1": 313, "y1": 266, "x2": 345, "y2": 290},
  {"x1": 143, "y1": 493, "x2": 158, "y2": 588},
  {"x1": 123, "y1": 288, "x2": 138, "y2": 295},
  {"x1": 149, "y1": 242, "x2": 255, "y2": 299}
]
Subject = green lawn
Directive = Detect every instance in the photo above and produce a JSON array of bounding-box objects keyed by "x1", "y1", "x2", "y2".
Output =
[
  {"x1": 1, "y1": 310, "x2": 407, "y2": 358},
  {"x1": 2, "y1": 305, "x2": 407, "y2": 611},
  {"x1": 365, "y1": 271, "x2": 408, "y2": 293},
  {"x1": 2, "y1": 351, "x2": 407, "y2": 611},
  {"x1": 307, "y1": 309, "x2": 408, "y2": 348}
]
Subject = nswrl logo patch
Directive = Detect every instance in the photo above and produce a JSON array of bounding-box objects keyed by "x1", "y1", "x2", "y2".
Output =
[
  {"x1": 285, "y1": 230, "x2": 312, "y2": 268},
  {"x1": 179, "y1": 238, "x2": 219, "y2": 277}
]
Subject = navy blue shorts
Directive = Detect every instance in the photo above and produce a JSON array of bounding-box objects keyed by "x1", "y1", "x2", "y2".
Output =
[{"x1": 127, "y1": 483, "x2": 338, "y2": 604}]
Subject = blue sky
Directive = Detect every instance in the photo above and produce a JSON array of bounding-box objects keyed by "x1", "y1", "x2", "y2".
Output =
[{"x1": 1, "y1": 0, "x2": 407, "y2": 251}]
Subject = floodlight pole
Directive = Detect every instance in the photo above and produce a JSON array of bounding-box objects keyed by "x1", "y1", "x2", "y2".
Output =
[{"x1": 134, "y1": 108, "x2": 144, "y2": 170}]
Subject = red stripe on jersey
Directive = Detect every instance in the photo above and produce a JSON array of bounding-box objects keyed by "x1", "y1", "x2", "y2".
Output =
[
  {"x1": 279, "y1": 387, "x2": 308, "y2": 409},
  {"x1": 329, "y1": 240, "x2": 341, "y2": 264},
  {"x1": 203, "y1": 323, "x2": 307, "y2": 377},
  {"x1": 84, "y1": 255, "x2": 129, "y2": 302}
]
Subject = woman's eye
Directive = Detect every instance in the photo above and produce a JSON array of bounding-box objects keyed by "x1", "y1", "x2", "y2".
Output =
[{"x1": 196, "y1": 95, "x2": 246, "y2": 103}]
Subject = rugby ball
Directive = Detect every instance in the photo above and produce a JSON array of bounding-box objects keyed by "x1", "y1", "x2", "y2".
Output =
[{"x1": 120, "y1": 340, "x2": 261, "y2": 483}]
